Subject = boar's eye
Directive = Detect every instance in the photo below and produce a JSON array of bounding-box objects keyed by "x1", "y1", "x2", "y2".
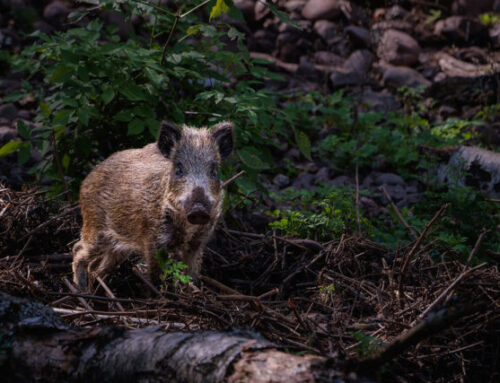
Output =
[
  {"x1": 174, "y1": 162, "x2": 184, "y2": 177},
  {"x1": 209, "y1": 163, "x2": 218, "y2": 179}
]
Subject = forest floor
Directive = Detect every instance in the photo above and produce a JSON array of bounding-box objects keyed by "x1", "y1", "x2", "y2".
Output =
[{"x1": 1, "y1": 1, "x2": 500, "y2": 382}]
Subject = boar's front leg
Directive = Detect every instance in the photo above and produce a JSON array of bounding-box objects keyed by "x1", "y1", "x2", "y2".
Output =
[{"x1": 144, "y1": 245, "x2": 161, "y2": 287}]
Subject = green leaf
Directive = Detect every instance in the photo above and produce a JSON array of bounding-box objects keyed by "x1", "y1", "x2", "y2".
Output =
[
  {"x1": 187, "y1": 25, "x2": 201, "y2": 36},
  {"x1": 119, "y1": 83, "x2": 146, "y2": 101},
  {"x1": 264, "y1": 2, "x2": 300, "y2": 29},
  {"x1": 146, "y1": 118, "x2": 160, "y2": 138},
  {"x1": 17, "y1": 143, "x2": 31, "y2": 165},
  {"x1": 62, "y1": 153, "x2": 70, "y2": 170},
  {"x1": 40, "y1": 103, "x2": 51, "y2": 118},
  {"x1": 17, "y1": 120, "x2": 31, "y2": 139},
  {"x1": 127, "y1": 119, "x2": 145, "y2": 135},
  {"x1": 78, "y1": 108, "x2": 89, "y2": 127},
  {"x1": 114, "y1": 109, "x2": 133, "y2": 122},
  {"x1": 49, "y1": 65, "x2": 74, "y2": 83},
  {"x1": 53, "y1": 109, "x2": 72, "y2": 125},
  {"x1": 101, "y1": 86, "x2": 115, "y2": 104},
  {"x1": 295, "y1": 130, "x2": 312, "y2": 161},
  {"x1": 0, "y1": 141, "x2": 23, "y2": 157},
  {"x1": 209, "y1": 0, "x2": 229, "y2": 21},
  {"x1": 238, "y1": 147, "x2": 271, "y2": 170}
]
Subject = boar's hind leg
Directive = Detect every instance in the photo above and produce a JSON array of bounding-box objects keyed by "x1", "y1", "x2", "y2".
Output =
[{"x1": 72, "y1": 239, "x2": 92, "y2": 291}]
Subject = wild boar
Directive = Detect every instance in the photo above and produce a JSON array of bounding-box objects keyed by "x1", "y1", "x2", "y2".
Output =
[{"x1": 72, "y1": 121, "x2": 234, "y2": 291}]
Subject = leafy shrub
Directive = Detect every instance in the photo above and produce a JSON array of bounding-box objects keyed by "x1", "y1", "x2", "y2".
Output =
[
  {"x1": 2, "y1": 0, "x2": 309, "y2": 198},
  {"x1": 156, "y1": 250, "x2": 191, "y2": 285}
]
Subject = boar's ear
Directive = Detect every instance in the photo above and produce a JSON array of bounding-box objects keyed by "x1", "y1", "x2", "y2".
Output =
[
  {"x1": 158, "y1": 121, "x2": 181, "y2": 158},
  {"x1": 212, "y1": 121, "x2": 234, "y2": 160}
]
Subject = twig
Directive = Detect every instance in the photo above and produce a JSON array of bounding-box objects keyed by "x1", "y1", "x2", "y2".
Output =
[
  {"x1": 381, "y1": 185, "x2": 418, "y2": 240},
  {"x1": 132, "y1": 267, "x2": 162, "y2": 297},
  {"x1": 200, "y1": 275, "x2": 240, "y2": 295},
  {"x1": 96, "y1": 276, "x2": 125, "y2": 312},
  {"x1": 466, "y1": 228, "x2": 488, "y2": 267},
  {"x1": 51, "y1": 307, "x2": 186, "y2": 328},
  {"x1": 160, "y1": 10, "x2": 180, "y2": 65},
  {"x1": 398, "y1": 203, "x2": 449, "y2": 294},
  {"x1": 48, "y1": 292, "x2": 151, "y2": 305},
  {"x1": 353, "y1": 304, "x2": 482, "y2": 370},
  {"x1": 221, "y1": 170, "x2": 246, "y2": 189},
  {"x1": 414, "y1": 262, "x2": 488, "y2": 325},
  {"x1": 13, "y1": 235, "x2": 33, "y2": 262},
  {"x1": 355, "y1": 163, "x2": 361, "y2": 233},
  {"x1": 63, "y1": 277, "x2": 94, "y2": 312},
  {"x1": 18, "y1": 205, "x2": 80, "y2": 242}
]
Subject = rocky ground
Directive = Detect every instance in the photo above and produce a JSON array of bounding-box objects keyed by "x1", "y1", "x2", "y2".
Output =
[{"x1": 1, "y1": 0, "x2": 500, "y2": 206}]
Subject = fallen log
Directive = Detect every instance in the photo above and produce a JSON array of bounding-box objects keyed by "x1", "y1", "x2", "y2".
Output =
[{"x1": 0, "y1": 292, "x2": 353, "y2": 383}]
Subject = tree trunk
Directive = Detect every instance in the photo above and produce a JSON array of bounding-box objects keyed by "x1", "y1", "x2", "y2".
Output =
[{"x1": 0, "y1": 292, "x2": 353, "y2": 383}]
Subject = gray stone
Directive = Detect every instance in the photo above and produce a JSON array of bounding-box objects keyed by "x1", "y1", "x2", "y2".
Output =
[
  {"x1": 434, "y1": 16, "x2": 488, "y2": 43},
  {"x1": 345, "y1": 25, "x2": 371, "y2": 47},
  {"x1": 273, "y1": 174, "x2": 291, "y2": 189},
  {"x1": 381, "y1": 65, "x2": 431, "y2": 88},
  {"x1": 377, "y1": 29, "x2": 420, "y2": 66},
  {"x1": 328, "y1": 175, "x2": 354, "y2": 188},
  {"x1": 292, "y1": 172, "x2": 315, "y2": 190},
  {"x1": 43, "y1": 1, "x2": 69, "y2": 26},
  {"x1": 330, "y1": 49, "x2": 373, "y2": 87},
  {"x1": 384, "y1": 184, "x2": 406, "y2": 201},
  {"x1": 17, "y1": 110, "x2": 31, "y2": 120},
  {"x1": 376, "y1": 173, "x2": 405, "y2": 186},
  {"x1": 313, "y1": 20, "x2": 337, "y2": 42},
  {"x1": 438, "y1": 146, "x2": 500, "y2": 197},
  {"x1": 313, "y1": 51, "x2": 344, "y2": 66},
  {"x1": 0, "y1": 103, "x2": 18, "y2": 121},
  {"x1": 284, "y1": 0, "x2": 307, "y2": 12},
  {"x1": 254, "y1": 0, "x2": 271, "y2": 21},
  {"x1": 302, "y1": 0, "x2": 342, "y2": 21},
  {"x1": 0, "y1": 126, "x2": 17, "y2": 143},
  {"x1": 316, "y1": 167, "x2": 330, "y2": 183},
  {"x1": 233, "y1": 0, "x2": 255, "y2": 23},
  {"x1": 360, "y1": 89, "x2": 400, "y2": 113}
]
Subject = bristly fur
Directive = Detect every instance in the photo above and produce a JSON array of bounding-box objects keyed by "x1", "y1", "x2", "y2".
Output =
[{"x1": 72, "y1": 122, "x2": 234, "y2": 291}]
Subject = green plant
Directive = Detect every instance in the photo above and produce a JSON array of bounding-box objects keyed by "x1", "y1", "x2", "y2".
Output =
[
  {"x1": 479, "y1": 12, "x2": 499, "y2": 28},
  {"x1": 425, "y1": 9, "x2": 442, "y2": 25},
  {"x1": 0, "y1": 0, "x2": 307, "y2": 199},
  {"x1": 155, "y1": 250, "x2": 191, "y2": 284},
  {"x1": 353, "y1": 331, "x2": 385, "y2": 358},
  {"x1": 269, "y1": 186, "x2": 370, "y2": 241}
]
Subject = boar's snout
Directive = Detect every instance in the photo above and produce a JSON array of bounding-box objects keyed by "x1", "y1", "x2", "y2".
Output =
[{"x1": 185, "y1": 187, "x2": 212, "y2": 225}]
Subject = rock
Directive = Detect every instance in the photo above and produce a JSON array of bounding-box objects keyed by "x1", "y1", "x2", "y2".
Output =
[
  {"x1": 371, "y1": 20, "x2": 414, "y2": 44},
  {"x1": 313, "y1": 20, "x2": 337, "y2": 42},
  {"x1": 452, "y1": 0, "x2": 495, "y2": 15},
  {"x1": 0, "y1": 103, "x2": 18, "y2": 121},
  {"x1": 330, "y1": 49, "x2": 373, "y2": 87},
  {"x1": 0, "y1": 126, "x2": 17, "y2": 143},
  {"x1": 438, "y1": 146, "x2": 500, "y2": 196},
  {"x1": 313, "y1": 51, "x2": 344, "y2": 66},
  {"x1": 377, "y1": 29, "x2": 420, "y2": 66},
  {"x1": 376, "y1": 173, "x2": 405, "y2": 186},
  {"x1": 273, "y1": 174, "x2": 291, "y2": 189},
  {"x1": 297, "y1": 56, "x2": 322, "y2": 81},
  {"x1": 17, "y1": 110, "x2": 31, "y2": 120},
  {"x1": 328, "y1": 175, "x2": 354, "y2": 188},
  {"x1": 254, "y1": 1, "x2": 270, "y2": 21},
  {"x1": 345, "y1": 25, "x2": 371, "y2": 47},
  {"x1": 360, "y1": 89, "x2": 400, "y2": 113},
  {"x1": 43, "y1": 1, "x2": 70, "y2": 27},
  {"x1": 302, "y1": 0, "x2": 341, "y2": 21},
  {"x1": 316, "y1": 167, "x2": 330, "y2": 183},
  {"x1": 380, "y1": 64, "x2": 431, "y2": 88},
  {"x1": 436, "y1": 52, "x2": 500, "y2": 78},
  {"x1": 434, "y1": 16, "x2": 488, "y2": 44},
  {"x1": 292, "y1": 172, "x2": 315, "y2": 190},
  {"x1": 384, "y1": 184, "x2": 406, "y2": 201},
  {"x1": 284, "y1": 0, "x2": 307, "y2": 12}
]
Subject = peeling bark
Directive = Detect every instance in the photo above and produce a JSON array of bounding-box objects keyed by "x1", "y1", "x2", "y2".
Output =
[{"x1": 0, "y1": 293, "x2": 353, "y2": 383}]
